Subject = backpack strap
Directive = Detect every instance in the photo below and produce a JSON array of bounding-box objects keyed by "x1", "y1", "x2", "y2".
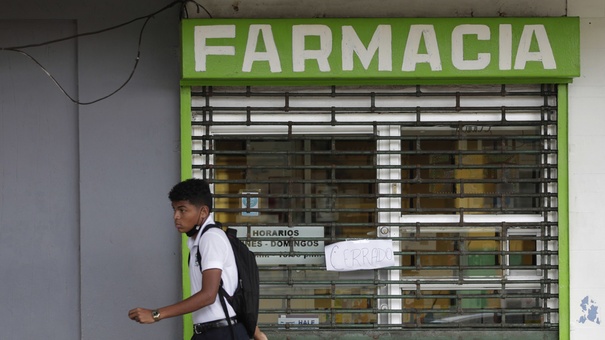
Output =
[
  {"x1": 217, "y1": 285, "x2": 236, "y2": 340},
  {"x1": 188, "y1": 223, "x2": 220, "y2": 267}
]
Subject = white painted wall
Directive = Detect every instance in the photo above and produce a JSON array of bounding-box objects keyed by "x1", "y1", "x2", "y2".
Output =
[{"x1": 569, "y1": 1, "x2": 605, "y2": 339}]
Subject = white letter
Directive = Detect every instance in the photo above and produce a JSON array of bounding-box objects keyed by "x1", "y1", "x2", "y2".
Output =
[
  {"x1": 514, "y1": 25, "x2": 556, "y2": 70},
  {"x1": 402, "y1": 25, "x2": 442, "y2": 71},
  {"x1": 499, "y1": 24, "x2": 512, "y2": 70},
  {"x1": 342, "y1": 25, "x2": 392, "y2": 71},
  {"x1": 194, "y1": 25, "x2": 236, "y2": 72},
  {"x1": 292, "y1": 25, "x2": 332, "y2": 72},
  {"x1": 242, "y1": 25, "x2": 282, "y2": 73},
  {"x1": 451, "y1": 25, "x2": 491, "y2": 70}
]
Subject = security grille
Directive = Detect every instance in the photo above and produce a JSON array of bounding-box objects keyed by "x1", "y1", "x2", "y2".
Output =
[{"x1": 188, "y1": 84, "x2": 558, "y2": 333}]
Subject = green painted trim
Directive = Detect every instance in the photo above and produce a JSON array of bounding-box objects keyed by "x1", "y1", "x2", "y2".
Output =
[
  {"x1": 180, "y1": 86, "x2": 193, "y2": 181},
  {"x1": 558, "y1": 84, "x2": 570, "y2": 340},
  {"x1": 180, "y1": 86, "x2": 193, "y2": 340}
]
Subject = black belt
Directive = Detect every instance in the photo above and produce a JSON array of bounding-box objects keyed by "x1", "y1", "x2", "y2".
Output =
[{"x1": 193, "y1": 317, "x2": 238, "y2": 334}]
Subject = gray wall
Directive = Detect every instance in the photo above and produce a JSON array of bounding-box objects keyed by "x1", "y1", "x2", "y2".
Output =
[
  {"x1": 0, "y1": 20, "x2": 81, "y2": 339},
  {"x1": 1, "y1": 1, "x2": 182, "y2": 339}
]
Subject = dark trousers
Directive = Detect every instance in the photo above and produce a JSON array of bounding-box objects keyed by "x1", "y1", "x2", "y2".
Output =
[{"x1": 191, "y1": 322, "x2": 249, "y2": 340}]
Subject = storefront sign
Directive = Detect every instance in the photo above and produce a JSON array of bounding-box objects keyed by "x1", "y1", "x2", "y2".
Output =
[
  {"x1": 181, "y1": 17, "x2": 579, "y2": 85},
  {"x1": 232, "y1": 226, "x2": 324, "y2": 265}
]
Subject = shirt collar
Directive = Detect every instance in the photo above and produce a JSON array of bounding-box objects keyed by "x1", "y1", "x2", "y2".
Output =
[{"x1": 188, "y1": 213, "x2": 215, "y2": 249}]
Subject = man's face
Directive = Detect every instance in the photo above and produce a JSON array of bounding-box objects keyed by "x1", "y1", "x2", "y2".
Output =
[{"x1": 171, "y1": 200, "x2": 206, "y2": 234}]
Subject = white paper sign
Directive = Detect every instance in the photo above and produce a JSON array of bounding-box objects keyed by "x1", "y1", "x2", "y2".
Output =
[
  {"x1": 241, "y1": 191, "x2": 260, "y2": 216},
  {"x1": 278, "y1": 314, "x2": 319, "y2": 329},
  {"x1": 324, "y1": 239, "x2": 395, "y2": 271}
]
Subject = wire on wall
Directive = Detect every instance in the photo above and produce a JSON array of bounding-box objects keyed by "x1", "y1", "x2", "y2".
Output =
[{"x1": 0, "y1": 0, "x2": 212, "y2": 105}]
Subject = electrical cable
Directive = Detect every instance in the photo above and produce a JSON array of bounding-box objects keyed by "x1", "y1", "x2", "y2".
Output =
[
  {"x1": 182, "y1": 0, "x2": 213, "y2": 19},
  {"x1": 6, "y1": 16, "x2": 148, "y2": 105},
  {"x1": 0, "y1": 0, "x2": 212, "y2": 105}
]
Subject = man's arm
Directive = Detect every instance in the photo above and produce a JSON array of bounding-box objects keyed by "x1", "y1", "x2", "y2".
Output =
[{"x1": 128, "y1": 268, "x2": 222, "y2": 324}]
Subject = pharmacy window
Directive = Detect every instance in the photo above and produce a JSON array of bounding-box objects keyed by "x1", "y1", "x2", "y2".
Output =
[{"x1": 187, "y1": 84, "x2": 559, "y2": 332}]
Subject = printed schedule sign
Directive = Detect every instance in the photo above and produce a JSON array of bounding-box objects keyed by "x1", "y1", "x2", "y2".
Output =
[
  {"x1": 182, "y1": 17, "x2": 580, "y2": 85},
  {"x1": 232, "y1": 226, "x2": 324, "y2": 265}
]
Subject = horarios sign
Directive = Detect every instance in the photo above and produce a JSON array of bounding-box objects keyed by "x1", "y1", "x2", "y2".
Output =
[
  {"x1": 181, "y1": 17, "x2": 579, "y2": 85},
  {"x1": 231, "y1": 226, "x2": 324, "y2": 265}
]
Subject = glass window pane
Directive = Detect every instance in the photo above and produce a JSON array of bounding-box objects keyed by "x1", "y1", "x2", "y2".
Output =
[
  {"x1": 403, "y1": 289, "x2": 544, "y2": 326},
  {"x1": 401, "y1": 126, "x2": 544, "y2": 214},
  {"x1": 213, "y1": 137, "x2": 376, "y2": 237},
  {"x1": 401, "y1": 229, "x2": 503, "y2": 278}
]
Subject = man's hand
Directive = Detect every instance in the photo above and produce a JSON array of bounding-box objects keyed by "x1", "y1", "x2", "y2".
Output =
[
  {"x1": 254, "y1": 326, "x2": 268, "y2": 340},
  {"x1": 128, "y1": 308, "x2": 155, "y2": 324}
]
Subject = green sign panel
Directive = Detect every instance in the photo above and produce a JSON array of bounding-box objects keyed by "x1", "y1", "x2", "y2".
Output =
[{"x1": 181, "y1": 18, "x2": 580, "y2": 85}]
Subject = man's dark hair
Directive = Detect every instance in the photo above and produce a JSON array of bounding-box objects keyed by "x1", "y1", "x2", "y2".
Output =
[{"x1": 168, "y1": 178, "x2": 213, "y2": 212}]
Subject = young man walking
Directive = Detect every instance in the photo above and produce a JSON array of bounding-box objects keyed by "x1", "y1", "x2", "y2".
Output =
[{"x1": 128, "y1": 178, "x2": 266, "y2": 340}]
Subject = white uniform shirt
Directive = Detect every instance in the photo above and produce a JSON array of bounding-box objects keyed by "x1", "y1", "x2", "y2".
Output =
[{"x1": 187, "y1": 215, "x2": 238, "y2": 324}]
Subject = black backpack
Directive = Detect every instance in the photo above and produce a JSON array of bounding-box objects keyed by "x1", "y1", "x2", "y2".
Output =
[{"x1": 197, "y1": 223, "x2": 260, "y2": 339}]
